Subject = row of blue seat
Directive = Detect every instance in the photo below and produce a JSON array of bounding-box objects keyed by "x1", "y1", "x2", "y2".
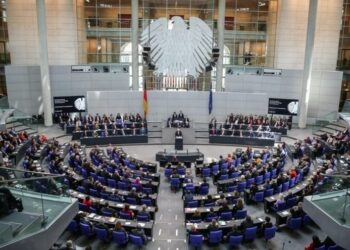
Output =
[
  {"x1": 189, "y1": 226, "x2": 276, "y2": 247},
  {"x1": 75, "y1": 186, "x2": 154, "y2": 206},
  {"x1": 68, "y1": 221, "x2": 146, "y2": 247},
  {"x1": 78, "y1": 203, "x2": 150, "y2": 221}
]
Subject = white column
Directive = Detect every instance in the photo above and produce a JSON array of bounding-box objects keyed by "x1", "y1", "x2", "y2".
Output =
[
  {"x1": 36, "y1": 0, "x2": 53, "y2": 126},
  {"x1": 216, "y1": 0, "x2": 225, "y2": 91},
  {"x1": 298, "y1": 0, "x2": 318, "y2": 128},
  {"x1": 131, "y1": 0, "x2": 139, "y2": 90}
]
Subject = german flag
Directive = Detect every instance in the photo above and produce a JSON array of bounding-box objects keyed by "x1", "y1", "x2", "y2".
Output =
[{"x1": 143, "y1": 81, "x2": 148, "y2": 118}]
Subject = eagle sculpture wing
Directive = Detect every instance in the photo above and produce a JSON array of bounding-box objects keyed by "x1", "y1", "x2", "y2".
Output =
[{"x1": 141, "y1": 16, "x2": 213, "y2": 78}]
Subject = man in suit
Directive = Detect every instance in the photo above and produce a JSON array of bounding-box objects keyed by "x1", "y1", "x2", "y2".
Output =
[{"x1": 175, "y1": 128, "x2": 182, "y2": 137}]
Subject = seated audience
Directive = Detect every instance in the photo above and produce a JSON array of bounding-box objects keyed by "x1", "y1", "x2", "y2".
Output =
[{"x1": 305, "y1": 235, "x2": 323, "y2": 250}]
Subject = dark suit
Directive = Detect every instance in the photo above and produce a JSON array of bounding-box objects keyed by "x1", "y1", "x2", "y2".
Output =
[{"x1": 175, "y1": 131, "x2": 183, "y2": 137}]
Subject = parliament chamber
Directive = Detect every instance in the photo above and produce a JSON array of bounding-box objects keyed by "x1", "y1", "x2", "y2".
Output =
[{"x1": 0, "y1": 0, "x2": 350, "y2": 250}]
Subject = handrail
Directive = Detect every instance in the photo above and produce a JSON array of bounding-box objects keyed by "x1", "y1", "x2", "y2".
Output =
[{"x1": 0, "y1": 167, "x2": 65, "y2": 183}]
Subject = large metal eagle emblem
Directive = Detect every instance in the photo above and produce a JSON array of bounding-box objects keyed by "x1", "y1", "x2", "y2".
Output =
[{"x1": 141, "y1": 16, "x2": 213, "y2": 78}]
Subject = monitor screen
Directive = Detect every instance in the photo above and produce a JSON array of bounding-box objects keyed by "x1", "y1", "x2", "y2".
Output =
[
  {"x1": 53, "y1": 96, "x2": 86, "y2": 113},
  {"x1": 268, "y1": 98, "x2": 299, "y2": 116}
]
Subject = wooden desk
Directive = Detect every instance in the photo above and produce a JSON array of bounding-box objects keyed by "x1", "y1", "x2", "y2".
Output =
[
  {"x1": 264, "y1": 182, "x2": 308, "y2": 213},
  {"x1": 69, "y1": 190, "x2": 157, "y2": 219},
  {"x1": 86, "y1": 213, "x2": 154, "y2": 237}
]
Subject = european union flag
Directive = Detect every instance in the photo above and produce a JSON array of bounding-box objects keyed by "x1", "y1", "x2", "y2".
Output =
[{"x1": 209, "y1": 89, "x2": 213, "y2": 114}]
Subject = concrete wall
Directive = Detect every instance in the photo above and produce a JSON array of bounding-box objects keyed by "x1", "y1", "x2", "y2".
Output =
[
  {"x1": 225, "y1": 69, "x2": 343, "y2": 123},
  {"x1": 5, "y1": 65, "x2": 129, "y2": 115},
  {"x1": 87, "y1": 90, "x2": 268, "y2": 122},
  {"x1": 7, "y1": 0, "x2": 80, "y2": 65},
  {"x1": 5, "y1": 65, "x2": 343, "y2": 124},
  {"x1": 274, "y1": 0, "x2": 342, "y2": 71}
]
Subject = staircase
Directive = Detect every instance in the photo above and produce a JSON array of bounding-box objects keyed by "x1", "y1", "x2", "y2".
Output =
[
  {"x1": 194, "y1": 122, "x2": 209, "y2": 144},
  {"x1": 312, "y1": 120, "x2": 348, "y2": 138},
  {"x1": 147, "y1": 121, "x2": 162, "y2": 144},
  {"x1": 5, "y1": 120, "x2": 37, "y2": 136}
]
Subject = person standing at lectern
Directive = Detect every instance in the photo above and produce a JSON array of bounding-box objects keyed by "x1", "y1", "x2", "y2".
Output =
[
  {"x1": 175, "y1": 128, "x2": 183, "y2": 151},
  {"x1": 175, "y1": 128, "x2": 182, "y2": 137}
]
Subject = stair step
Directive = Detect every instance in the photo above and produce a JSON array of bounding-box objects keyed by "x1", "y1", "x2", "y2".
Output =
[
  {"x1": 312, "y1": 131, "x2": 324, "y2": 136},
  {"x1": 5, "y1": 122, "x2": 22, "y2": 129},
  {"x1": 325, "y1": 124, "x2": 346, "y2": 132},
  {"x1": 196, "y1": 138, "x2": 209, "y2": 144},
  {"x1": 148, "y1": 138, "x2": 161, "y2": 144},
  {"x1": 26, "y1": 130, "x2": 37, "y2": 135},
  {"x1": 14, "y1": 126, "x2": 31, "y2": 132},
  {"x1": 330, "y1": 121, "x2": 347, "y2": 129},
  {"x1": 319, "y1": 128, "x2": 338, "y2": 134}
]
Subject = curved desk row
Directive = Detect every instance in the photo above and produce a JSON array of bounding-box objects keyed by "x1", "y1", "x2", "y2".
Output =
[
  {"x1": 209, "y1": 135, "x2": 275, "y2": 147},
  {"x1": 79, "y1": 135, "x2": 148, "y2": 146}
]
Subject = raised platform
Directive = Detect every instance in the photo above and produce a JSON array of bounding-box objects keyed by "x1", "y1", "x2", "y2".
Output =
[
  {"x1": 209, "y1": 135, "x2": 275, "y2": 147},
  {"x1": 155, "y1": 150, "x2": 204, "y2": 163},
  {"x1": 80, "y1": 135, "x2": 148, "y2": 146}
]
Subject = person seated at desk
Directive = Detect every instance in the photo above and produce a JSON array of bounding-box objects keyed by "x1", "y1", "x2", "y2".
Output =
[
  {"x1": 224, "y1": 224, "x2": 242, "y2": 241},
  {"x1": 249, "y1": 183, "x2": 259, "y2": 201},
  {"x1": 305, "y1": 235, "x2": 323, "y2": 250},
  {"x1": 131, "y1": 224, "x2": 148, "y2": 244},
  {"x1": 289, "y1": 167, "x2": 297, "y2": 178},
  {"x1": 122, "y1": 204, "x2": 135, "y2": 219},
  {"x1": 206, "y1": 207, "x2": 217, "y2": 221},
  {"x1": 94, "y1": 220, "x2": 110, "y2": 233},
  {"x1": 128, "y1": 187, "x2": 141, "y2": 200},
  {"x1": 171, "y1": 169, "x2": 179, "y2": 178},
  {"x1": 83, "y1": 196, "x2": 93, "y2": 208},
  {"x1": 198, "y1": 179, "x2": 209, "y2": 193},
  {"x1": 109, "y1": 190, "x2": 124, "y2": 202},
  {"x1": 269, "y1": 179, "x2": 278, "y2": 191},
  {"x1": 239, "y1": 215, "x2": 254, "y2": 232},
  {"x1": 290, "y1": 202, "x2": 305, "y2": 218},
  {"x1": 133, "y1": 177, "x2": 142, "y2": 191},
  {"x1": 188, "y1": 225, "x2": 202, "y2": 238},
  {"x1": 258, "y1": 216, "x2": 273, "y2": 236},
  {"x1": 219, "y1": 203, "x2": 231, "y2": 214},
  {"x1": 232, "y1": 198, "x2": 244, "y2": 215},
  {"x1": 284, "y1": 190, "x2": 296, "y2": 202},
  {"x1": 263, "y1": 180, "x2": 272, "y2": 190},
  {"x1": 137, "y1": 205, "x2": 151, "y2": 221},
  {"x1": 206, "y1": 219, "x2": 219, "y2": 236},
  {"x1": 191, "y1": 210, "x2": 202, "y2": 222},
  {"x1": 172, "y1": 112, "x2": 178, "y2": 122},
  {"x1": 204, "y1": 195, "x2": 214, "y2": 207},
  {"x1": 113, "y1": 221, "x2": 127, "y2": 233},
  {"x1": 215, "y1": 194, "x2": 227, "y2": 206},
  {"x1": 184, "y1": 190, "x2": 194, "y2": 202},
  {"x1": 183, "y1": 172, "x2": 193, "y2": 184},
  {"x1": 273, "y1": 194, "x2": 285, "y2": 209},
  {"x1": 101, "y1": 202, "x2": 117, "y2": 217},
  {"x1": 276, "y1": 173, "x2": 286, "y2": 187}
]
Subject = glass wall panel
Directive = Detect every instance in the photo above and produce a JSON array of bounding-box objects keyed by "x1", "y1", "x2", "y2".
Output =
[{"x1": 79, "y1": 0, "x2": 278, "y2": 90}]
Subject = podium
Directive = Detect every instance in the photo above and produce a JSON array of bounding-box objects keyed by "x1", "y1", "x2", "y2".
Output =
[{"x1": 175, "y1": 136, "x2": 183, "y2": 150}]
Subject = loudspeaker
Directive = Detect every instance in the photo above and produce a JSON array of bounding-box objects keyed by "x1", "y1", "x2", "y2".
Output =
[{"x1": 205, "y1": 65, "x2": 213, "y2": 72}]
